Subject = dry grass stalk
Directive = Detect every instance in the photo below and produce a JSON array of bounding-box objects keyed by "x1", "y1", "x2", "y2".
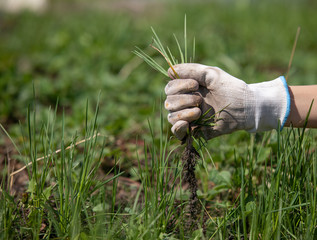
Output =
[{"x1": 10, "y1": 133, "x2": 101, "y2": 177}]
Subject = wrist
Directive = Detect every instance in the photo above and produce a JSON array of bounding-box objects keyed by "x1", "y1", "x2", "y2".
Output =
[{"x1": 284, "y1": 85, "x2": 317, "y2": 128}]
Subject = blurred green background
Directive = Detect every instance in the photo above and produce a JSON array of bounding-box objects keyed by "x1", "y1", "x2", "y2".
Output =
[{"x1": 0, "y1": 0, "x2": 316, "y2": 155}]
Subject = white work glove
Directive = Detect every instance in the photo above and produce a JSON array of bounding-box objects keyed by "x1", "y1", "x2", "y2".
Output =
[{"x1": 164, "y1": 63, "x2": 291, "y2": 141}]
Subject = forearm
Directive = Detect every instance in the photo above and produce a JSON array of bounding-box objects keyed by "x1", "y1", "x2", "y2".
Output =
[{"x1": 284, "y1": 85, "x2": 317, "y2": 128}]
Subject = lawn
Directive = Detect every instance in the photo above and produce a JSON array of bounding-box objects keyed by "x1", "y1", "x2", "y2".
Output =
[{"x1": 0, "y1": 0, "x2": 317, "y2": 239}]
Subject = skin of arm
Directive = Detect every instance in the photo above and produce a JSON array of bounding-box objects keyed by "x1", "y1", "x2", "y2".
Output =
[{"x1": 284, "y1": 85, "x2": 317, "y2": 128}]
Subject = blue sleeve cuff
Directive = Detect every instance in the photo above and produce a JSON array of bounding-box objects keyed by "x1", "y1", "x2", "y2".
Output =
[{"x1": 280, "y1": 76, "x2": 291, "y2": 130}]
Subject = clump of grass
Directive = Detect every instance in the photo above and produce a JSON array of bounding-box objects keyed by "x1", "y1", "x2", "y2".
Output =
[
  {"x1": 134, "y1": 16, "x2": 204, "y2": 233},
  {"x1": 0, "y1": 100, "x2": 123, "y2": 239}
]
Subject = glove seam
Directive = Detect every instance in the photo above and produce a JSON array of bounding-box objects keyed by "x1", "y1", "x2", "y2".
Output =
[
  {"x1": 243, "y1": 83, "x2": 247, "y2": 130},
  {"x1": 244, "y1": 84, "x2": 255, "y2": 131}
]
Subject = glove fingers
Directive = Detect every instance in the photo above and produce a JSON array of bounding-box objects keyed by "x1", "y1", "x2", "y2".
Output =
[
  {"x1": 165, "y1": 94, "x2": 202, "y2": 112},
  {"x1": 168, "y1": 107, "x2": 201, "y2": 125},
  {"x1": 171, "y1": 120, "x2": 189, "y2": 140},
  {"x1": 165, "y1": 79, "x2": 199, "y2": 95}
]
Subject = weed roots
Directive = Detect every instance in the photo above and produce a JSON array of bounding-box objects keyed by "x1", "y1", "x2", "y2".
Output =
[{"x1": 181, "y1": 134, "x2": 201, "y2": 232}]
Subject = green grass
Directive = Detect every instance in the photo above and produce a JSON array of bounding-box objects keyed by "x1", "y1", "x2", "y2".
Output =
[
  {"x1": 0, "y1": 0, "x2": 317, "y2": 239},
  {"x1": 1, "y1": 98, "x2": 316, "y2": 239}
]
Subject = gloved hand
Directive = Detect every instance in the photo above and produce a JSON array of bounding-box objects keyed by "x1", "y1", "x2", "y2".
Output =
[{"x1": 164, "y1": 63, "x2": 290, "y2": 140}]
